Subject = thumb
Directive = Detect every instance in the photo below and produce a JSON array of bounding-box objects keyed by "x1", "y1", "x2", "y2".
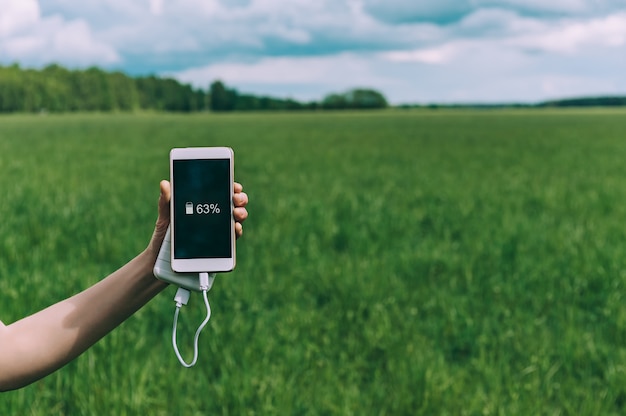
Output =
[
  {"x1": 157, "y1": 180, "x2": 171, "y2": 226},
  {"x1": 147, "y1": 180, "x2": 171, "y2": 257}
]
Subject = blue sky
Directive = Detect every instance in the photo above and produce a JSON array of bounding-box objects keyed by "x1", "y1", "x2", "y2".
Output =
[{"x1": 1, "y1": 0, "x2": 625, "y2": 104}]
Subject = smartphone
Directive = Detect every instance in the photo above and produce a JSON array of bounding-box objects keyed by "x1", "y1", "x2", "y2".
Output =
[{"x1": 170, "y1": 147, "x2": 235, "y2": 273}]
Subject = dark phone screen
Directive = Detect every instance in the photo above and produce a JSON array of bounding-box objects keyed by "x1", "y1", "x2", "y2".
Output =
[{"x1": 173, "y1": 158, "x2": 232, "y2": 259}]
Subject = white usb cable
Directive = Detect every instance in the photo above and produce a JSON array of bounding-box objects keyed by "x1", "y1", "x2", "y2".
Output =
[{"x1": 171, "y1": 272, "x2": 215, "y2": 367}]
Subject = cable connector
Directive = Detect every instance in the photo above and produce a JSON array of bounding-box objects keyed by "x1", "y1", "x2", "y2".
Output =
[
  {"x1": 199, "y1": 272, "x2": 210, "y2": 291},
  {"x1": 199, "y1": 272, "x2": 216, "y2": 292},
  {"x1": 174, "y1": 287, "x2": 191, "y2": 308},
  {"x1": 170, "y1": 272, "x2": 215, "y2": 368}
]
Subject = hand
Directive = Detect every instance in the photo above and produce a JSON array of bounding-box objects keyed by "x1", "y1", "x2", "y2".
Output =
[{"x1": 148, "y1": 180, "x2": 249, "y2": 258}]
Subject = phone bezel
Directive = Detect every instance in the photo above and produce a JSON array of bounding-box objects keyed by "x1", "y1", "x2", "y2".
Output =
[{"x1": 169, "y1": 147, "x2": 235, "y2": 273}]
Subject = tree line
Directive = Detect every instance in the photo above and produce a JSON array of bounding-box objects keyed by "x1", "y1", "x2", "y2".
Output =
[
  {"x1": 209, "y1": 80, "x2": 388, "y2": 111},
  {"x1": 0, "y1": 64, "x2": 204, "y2": 112},
  {"x1": 537, "y1": 96, "x2": 626, "y2": 107},
  {"x1": 0, "y1": 64, "x2": 388, "y2": 113}
]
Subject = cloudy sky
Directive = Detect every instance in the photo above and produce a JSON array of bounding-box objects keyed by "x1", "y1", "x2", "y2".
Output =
[{"x1": 1, "y1": 0, "x2": 625, "y2": 104}]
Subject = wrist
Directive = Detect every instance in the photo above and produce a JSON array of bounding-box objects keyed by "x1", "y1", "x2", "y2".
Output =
[{"x1": 137, "y1": 249, "x2": 168, "y2": 288}]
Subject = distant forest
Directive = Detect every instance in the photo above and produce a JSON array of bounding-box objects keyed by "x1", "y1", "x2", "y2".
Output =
[
  {"x1": 536, "y1": 96, "x2": 626, "y2": 108},
  {"x1": 0, "y1": 64, "x2": 387, "y2": 113},
  {"x1": 1, "y1": 63, "x2": 624, "y2": 113}
]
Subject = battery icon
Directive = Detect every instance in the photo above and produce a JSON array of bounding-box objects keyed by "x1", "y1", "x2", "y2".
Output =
[{"x1": 185, "y1": 202, "x2": 194, "y2": 215}]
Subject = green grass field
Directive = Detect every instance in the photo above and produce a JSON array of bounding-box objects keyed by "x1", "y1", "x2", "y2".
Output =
[{"x1": 1, "y1": 109, "x2": 626, "y2": 414}]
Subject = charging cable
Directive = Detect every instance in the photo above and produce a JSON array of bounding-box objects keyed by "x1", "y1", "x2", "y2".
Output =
[{"x1": 171, "y1": 272, "x2": 215, "y2": 367}]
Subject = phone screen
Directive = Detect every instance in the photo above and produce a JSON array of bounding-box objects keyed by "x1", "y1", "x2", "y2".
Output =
[{"x1": 172, "y1": 158, "x2": 232, "y2": 259}]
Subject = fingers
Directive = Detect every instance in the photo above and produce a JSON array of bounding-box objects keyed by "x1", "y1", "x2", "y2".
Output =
[
  {"x1": 233, "y1": 199, "x2": 248, "y2": 240},
  {"x1": 233, "y1": 206, "x2": 248, "y2": 222},
  {"x1": 232, "y1": 183, "x2": 248, "y2": 222},
  {"x1": 233, "y1": 182, "x2": 247, "y2": 207},
  {"x1": 233, "y1": 191, "x2": 248, "y2": 208},
  {"x1": 233, "y1": 183, "x2": 247, "y2": 239}
]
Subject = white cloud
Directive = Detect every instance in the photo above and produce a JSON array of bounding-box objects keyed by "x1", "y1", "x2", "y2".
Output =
[
  {"x1": 0, "y1": 0, "x2": 119, "y2": 66},
  {"x1": 149, "y1": 0, "x2": 164, "y2": 16},
  {"x1": 171, "y1": 52, "x2": 405, "y2": 101},
  {"x1": 382, "y1": 44, "x2": 456, "y2": 64},
  {"x1": 0, "y1": 0, "x2": 40, "y2": 37},
  {"x1": 174, "y1": 52, "x2": 392, "y2": 86},
  {"x1": 376, "y1": 45, "x2": 623, "y2": 104},
  {"x1": 88, "y1": 0, "x2": 444, "y2": 74},
  {"x1": 383, "y1": 11, "x2": 626, "y2": 65},
  {"x1": 510, "y1": 13, "x2": 626, "y2": 54}
]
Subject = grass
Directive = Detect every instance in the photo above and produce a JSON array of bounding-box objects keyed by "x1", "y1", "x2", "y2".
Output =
[{"x1": 1, "y1": 109, "x2": 626, "y2": 414}]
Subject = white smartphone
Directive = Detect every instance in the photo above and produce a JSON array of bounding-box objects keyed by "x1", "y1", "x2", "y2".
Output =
[{"x1": 169, "y1": 147, "x2": 235, "y2": 273}]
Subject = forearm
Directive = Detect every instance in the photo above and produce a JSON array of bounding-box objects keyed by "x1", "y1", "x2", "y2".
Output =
[{"x1": 0, "y1": 250, "x2": 167, "y2": 392}]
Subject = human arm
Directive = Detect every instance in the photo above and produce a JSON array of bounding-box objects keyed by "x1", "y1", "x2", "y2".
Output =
[{"x1": 0, "y1": 180, "x2": 248, "y2": 391}]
